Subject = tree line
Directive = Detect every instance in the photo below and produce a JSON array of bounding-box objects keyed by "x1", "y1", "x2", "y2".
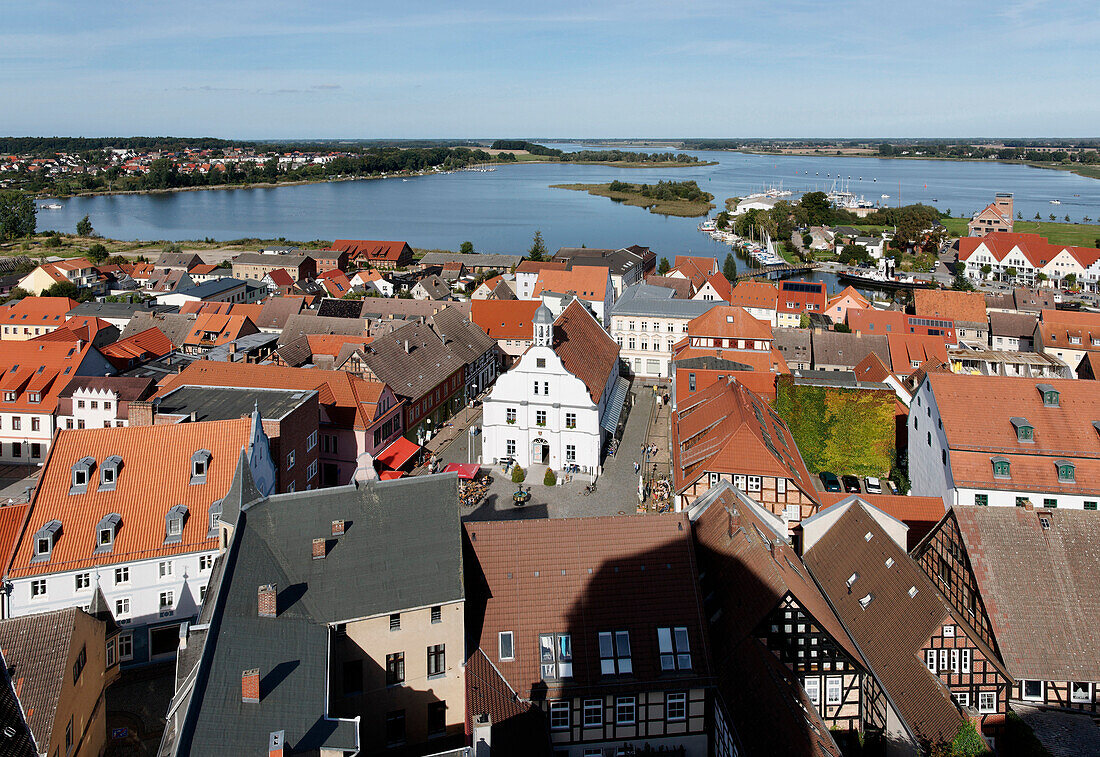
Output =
[
  {"x1": 490, "y1": 141, "x2": 703, "y2": 164},
  {"x1": 608, "y1": 180, "x2": 712, "y2": 203}
]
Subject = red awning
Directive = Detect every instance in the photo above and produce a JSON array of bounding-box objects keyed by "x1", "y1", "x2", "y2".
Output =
[
  {"x1": 376, "y1": 437, "x2": 421, "y2": 470},
  {"x1": 379, "y1": 470, "x2": 406, "y2": 481},
  {"x1": 443, "y1": 463, "x2": 481, "y2": 480}
]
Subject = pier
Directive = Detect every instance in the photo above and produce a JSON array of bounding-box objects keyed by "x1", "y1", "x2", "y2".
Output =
[{"x1": 736, "y1": 263, "x2": 819, "y2": 281}]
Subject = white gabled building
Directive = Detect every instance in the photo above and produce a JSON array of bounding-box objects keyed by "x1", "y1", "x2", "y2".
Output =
[
  {"x1": 2, "y1": 414, "x2": 275, "y2": 666},
  {"x1": 482, "y1": 301, "x2": 625, "y2": 479},
  {"x1": 959, "y1": 232, "x2": 1100, "y2": 290}
]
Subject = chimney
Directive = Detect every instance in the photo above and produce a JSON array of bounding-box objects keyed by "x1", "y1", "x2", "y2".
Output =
[
  {"x1": 242, "y1": 669, "x2": 260, "y2": 703},
  {"x1": 331, "y1": 520, "x2": 345, "y2": 536},
  {"x1": 312, "y1": 537, "x2": 327, "y2": 560},
  {"x1": 268, "y1": 731, "x2": 285, "y2": 757},
  {"x1": 404, "y1": 340, "x2": 410, "y2": 353},
  {"x1": 473, "y1": 714, "x2": 492, "y2": 757},
  {"x1": 129, "y1": 400, "x2": 154, "y2": 427},
  {"x1": 258, "y1": 584, "x2": 277, "y2": 618}
]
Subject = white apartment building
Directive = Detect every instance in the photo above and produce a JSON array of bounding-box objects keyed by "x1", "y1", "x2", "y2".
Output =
[{"x1": 609, "y1": 284, "x2": 719, "y2": 379}]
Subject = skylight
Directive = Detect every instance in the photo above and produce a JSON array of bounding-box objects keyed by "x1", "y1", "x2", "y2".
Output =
[{"x1": 858, "y1": 593, "x2": 874, "y2": 609}]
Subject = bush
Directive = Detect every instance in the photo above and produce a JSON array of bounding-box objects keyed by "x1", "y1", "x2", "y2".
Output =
[
  {"x1": 511, "y1": 464, "x2": 525, "y2": 484},
  {"x1": 949, "y1": 721, "x2": 991, "y2": 757},
  {"x1": 44, "y1": 234, "x2": 61, "y2": 248},
  {"x1": 543, "y1": 468, "x2": 557, "y2": 486}
]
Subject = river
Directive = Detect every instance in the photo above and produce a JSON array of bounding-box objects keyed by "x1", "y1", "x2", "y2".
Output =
[{"x1": 36, "y1": 145, "x2": 1100, "y2": 269}]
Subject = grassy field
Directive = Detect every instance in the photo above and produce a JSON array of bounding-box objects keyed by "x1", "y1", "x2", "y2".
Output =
[
  {"x1": 0, "y1": 234, "x2": 333, "y2": 262},
  {"x1": 941, "y1": 217, "x2": 1100, "y2": 246},
  {"x1": 551, "y1": 182, "x2": 715, "y2": 217}
]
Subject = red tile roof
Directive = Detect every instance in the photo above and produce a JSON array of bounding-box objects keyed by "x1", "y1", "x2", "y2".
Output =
[
  {"x1": 0, "y1": 505, "x2": 29, "y2": 573},
  {"x1": 9, "y1": 419, "x2": 255, "y2": 577},
  {"x1": 728, "y1": 281, "x2": 778, "y2": 310},
  {"x1": 0, "y1": 341, "x2": 100, "y2": 413},
  {"x1": 330, "y1": 239, "x2": 411, "y2": 263},
  {"x1": 685, "y1": 305, "x2": 773, "y2": 342},
  {"x1": 701, "y1": 272, "x2": 733, "y2": 301},
  {"x1": 912, "y1": 289, "x2": 988, "y2": 325},
  {"x1": 182, "y1": 313, "x2": 258, "y2": 348},
  {"x1": 887, "y1": 333, "x2": 949, "y2": 375},
  {"x1": 959, "y1": 232, "x2": 1100, "y2": 270},
  {"x1": 100, "y1": 327, "x2": 174, "y2": 369},
  {"x1": 531, "y1": 266, "x2": 609, "y2": 302},
  {"x1": 0, "y1": 298, "x2": 79, "y2": 331},
  {"x1": 470, "y1": 300, "x2": 542, "y2": 340},
  {"x1": 544, "y1": 300, "x2": 619, "y2": 403}
]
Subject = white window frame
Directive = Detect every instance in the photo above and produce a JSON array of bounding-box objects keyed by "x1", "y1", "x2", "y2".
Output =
[
  {"x1": 30, "y1": 579, "x2": 47, "y2": 598},
  {"x1": 1070, "y1": 681, "x2": 1092, "y2": 704},
  {"x1": 160, "y1": 590, "x2": 174, "y2": 609},
  {"x1": 158, "y1": 561, "x2": 173, "y2": 579},
  {"x1": 115, "y1": 597, "x2": 131, "y2": 617},
  {"x1": 115, "y1": 566, "x2": 129, "y2": 584},
  {"x1": 953, "y1": 692, "x2": 970, "y2": 708},
  {"x1": 1021, "y1": 680, "x2": 1044, "y2": 702},
  {"x1": 498, "y1": 631, "x2": 514, "y2": 662},
  {"x1": 961, "y1": 649, "x2": 971, "y2": 674},
  {"x1": 826, "y1": 676, "x2": 842, "y2": 705},
  {"x1": 978, "y1": 691, "x2": 997, "y2": 713},
  {"x1": 582, "y1": 699, "x2": 602, "y2": 727},
  {"x1": 615, "y1": 696, "x2": 636, "y2": 725},
  {"x1": 74, "y1": 572, "x2": 91, "y2": 592},
  {"x1": 286, "y1": 450, "x2": 295, "y2": 469},
  {"x1": 199, "y1": 554, "x2": 214, "y2": 571},
  {"x1": 307, "y1": 430, "x2": 317, "y2": 451},
  {"x1": 666, "y1": 692, "x2": 687, "y2": 722},
  {"x1": 549, "y1": 701, "x2": 569, "y2": 730},
  {"x1": 805, "y1": 676, "x2": 821, "y2": 706}
]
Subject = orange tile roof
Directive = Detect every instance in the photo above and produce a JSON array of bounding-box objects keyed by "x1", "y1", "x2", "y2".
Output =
[
  {"x1": 183, "y1": 313, "x2": 257, "y2": 348},
  {"x1": 188, "y1": 263, "x2": 220, "y2": 275},
  {"x1": 305, "y1": 334, "x2": 373, "y2": 358},
  {"x1": 542, "y1": 300, "x2": 619, "y2": 403},
  {"x1": 9, "y1": 420, "x2": 254, "y2": 577},
  {"x1": 887, "y1": 333, "x2": 949, "y2": 375},
  {"x1": 912, "y1": 289, "x2": 987, "y2": 325},
  {"x1": 0, "y1": 504, "x2": 30, "y2": 574},
  {"x1": 101, "y1": 327, "x2": 174, "y2": 369},
  {"x1": 531, "y1": 265, "x2": 609, "y2": 301},
  {"x1": 686, "y1": 305, "x2": 773, "y2": 342},
  {"x1": 673, "y1": 255, "x2": 717, "y2": 274},
  {"x1": 669, "y1": 258, "x2": 713, "y2": 291},
  {"x1": 853, "y1": 351, "x2": 896, "y2": 383},
  {"x1": 728, "y1": 281, "x2": 778, "y2": 310},
  {"x1": 469, "y1": 300, "x2": 542, "y2": 340},
  {"x1": 671, "y1": 378, "x2": 817, "y2": 498},
  {"x1": 825, "y1": 285, "x2": 871, "y2": 310},
  {"x1": 0, "y1": 341, "x2": 98, "y2": 412},
  {"x1": 701, "y1": 272, "x2": 733, "y2": 301},
  {"x1": 156, "y1": 361, "x2": 387, "y2": 430},
  {"x1": 1036, "y1": 308, "x2": 1100, "y2": 352},
  {"x1": 0, "y1": 297, "x2": 79, "y2": 329}
]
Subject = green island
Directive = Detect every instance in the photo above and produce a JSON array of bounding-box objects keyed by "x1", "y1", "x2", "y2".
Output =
[
  {"x1": 551, "y1": 180, "x2": 715, "y2": 217},
  {"x1": 492, "y1": 140, "x2": 714, "y2": 169}
]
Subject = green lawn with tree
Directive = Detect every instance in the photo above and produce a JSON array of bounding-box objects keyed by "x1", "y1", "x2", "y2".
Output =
[
  {"x1": 941, "y1": 216, "x2": 1099, "y2": 247},
  {"x1": 551, "y1": 180, "x2": 715, "y2": 217}
]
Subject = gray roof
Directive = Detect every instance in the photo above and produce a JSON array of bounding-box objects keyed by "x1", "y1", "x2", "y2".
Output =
[
  {"x1": 430, "y1": 308, "x2": 496, "y2": 366},
  {"x1": 279, "y1": 314, "x2": 368, "y2": 345},
  {"x1": 554, "y1": 247, "x2": 648, "y2": 276},
  {"x1": 233, "y1": 252, "x2": 311, "y2": 268},
  {"x1": 254, "y1": 297, "x2": 305, "y2": 330},
  {"x1": 811, "y1": 330, "x2": 889, "y2": 370},
  {"x1": 155, "y1": 385, "x2": 315, "y2": 423},
  {"x1": 357, "y1": 299, "x2": 471, "y2": 320},
  {"x1": 611, "y1": 283, "x2": 720, "y2": 318},
  {"x1": 203, "y1": 332, "x2": 280, "y2": 361},
  {"x1": 419, "y1": 251, "x2": 522, "y2": 268},
  {"x1": 989, "y1": 310, "x2": 1038, "y2": 339},
  {"x1": 67, "y1": 300, "x2": 174, "y2": 319},
  {"x1": 156, "y1": 251, "x2": 203, "y2": 269},
  {"x1": 415, "y1": 274, "x2": 452, "y2": 300},
  {"x1": 772, "y1": 327, "x2": 811, "y2": 365},
  {"x1": 173, "y1": 277, "x2": 249, "y2": 300},
  {"x1": 360, "y1": 321, "x2": 468, "y2": 402},
  {"x1": 166, "y1": 469, "x2": 462, "y2": 756},
  {"x1": 790, "y1": 369, "x2": 891, "y2": 391}
]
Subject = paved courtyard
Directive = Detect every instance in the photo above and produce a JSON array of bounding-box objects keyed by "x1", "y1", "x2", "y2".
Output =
[{"x1": 436, "y1": 382, "x2": 665, "y2": 521}]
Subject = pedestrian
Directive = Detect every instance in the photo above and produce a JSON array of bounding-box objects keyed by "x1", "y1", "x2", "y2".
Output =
[{"x1": 633, "y1": 461, "x2": 640, "y2": 474}]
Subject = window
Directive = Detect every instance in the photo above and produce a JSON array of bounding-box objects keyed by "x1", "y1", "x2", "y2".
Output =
[
  {"x1": 925, "y1": 649, "x2": 937, "y2": 673},
  {"x1": 307, "y1": 460, "x2": 317, "y2": 481},
  {"x1": 115, "y1": 567, "x2": 129, "y2": 584},
  {"x1": 953, "y1": 692, "x2": 970, "y2": 708},
  {"x1": 657, "y1": 627, "x2": 692, "y2": 671},
  {"x1": 992, "y1": 458, "x2": 1010, "y2": 478},
  {"x1": 543, "y1": 381, "x2": 549, "y2": 395},
  {"x1": 307, "y1": 430, "x2": 317, "y2": 451},
  {"x1": 115, "y1": 597, "x2": 130, "y2": 617},
  {"x1": 286, "y1": 450, "x2": 295, "y2": 469},
  {"x1": 158, "y1": 561, "x2": 173, "y2": 578},
  {"x1": 583, "y1": 699, "x2": 602, "y2": 727},
  {"x1": 160, "y1": 591, "x2": 174, "y2": 609},
  {"x1": 30, "y1": 417, "x2": 39, "y2": 431},
  {"x1": 536, "y1": 358, "x2": 546, "y2": 368},
  {"x1": 565, "y1": 412, "x2": 576, "y2": 429},
  {"x1": 386, "y1": 652, "x2": 405, "y2": 685},
  {"x1": 1044, "y1": 498, "x2": 1057, "y2": 509},
  {"x1": 1086, "y1": 501, "x2": 1098, "y2": 511},
  {"x1": 599, "y1": 631, "x2": 632, "y2": 675},
  {"x1": 390, "y1": 613, "x2": 401, "y2": 630},
  {"x1": 427, "y1": 644, "x2": 445, "y2": 677},
  {"x1": 565, "y1": 444, "x2": 576, "y2": 462},
  {"x1": 118, "y1": 633, "x2": 133, "y2": 661},
  {"x1": 428, "y1": 701, "x2": 447, "y2": 737},
  {"x1": 199, "y1": 585, "x2": 207, "y2": 602},
  {"x1": 190, "y1": 450, "x2": 211, "y2": 482},
  {"x1": 75, "y1": 573, "x2": 90, "y2": 592},
  {"x1": 615, "y1": 696, "x2": 636, "y2": 725},
  {"x1": 709, "y1": 472, "x2": 720, "y2": 488},
  {"x1": 549, "y1": 701, "x2": 570, "y2": 730},
  {"x1": 10, "y1": 418, "x2": 19, "y2": 431},
  {"x1": 505, "y1": 439, "x2": 516, "y2": 456},
  {"x1": 66, "y1": 717, "x2": 73, "y2": 751},
  {"x1": 535, "y1": 410, "x2": 546, "y2": 426},
  {"x1": 1016, "y1": 496, "x2": 1028, "y2": 508},
  {"x1": 975, "y1": 691, "x2": 997, "y2": 713},
  {"x1": 30, "y1": 579, "x2": 46, "y2": 598},
  {"x1": 826, "y1": 676, "x2": 842, "y2": 705},
  {"x1": 688, "y1": 373, "x2": 696, "y2": 392},
  {"x1": 506, "y1": 407, "x2": 516, "y2": 423},
  {"x1": 975, "y1": 493, "x2": 988, "y2": 507},
  {"x1": 499, "y1": 631, "x2": 514, "y2": 661},
  {"x1": 666, "y1": 692, "x2": 687, "y2": 721},
  {"x1": 72, "y1": 644, "x2": 87, "y2": 684},
  {"x1": 961, "y1": 649, "x2": 971, "y2": 674},
  {"x1": 533, "y1": 381, "x2": 539, "y2": 395},
  {"x1": 1057, "y1": 462, "x2": 1075, "y2": 483},
  {"x1": 1070, "y1": 682, "x2": 1092, "y2": 703},
  {"x1": 431, "y1": 605, "x2": 442, "y2": 623},
  {"x1": 385, "y1": 710, "x2": 406, "y2": 747}
]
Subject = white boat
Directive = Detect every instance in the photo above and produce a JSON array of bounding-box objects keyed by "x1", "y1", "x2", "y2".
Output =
[
  {"x1": 39, "y1": 202, "x2": 63, "y2": 210},
  {"x1": 880, "y1": 194, "x2": 890, "y2": 199},
  {"x1": 1050, "y1": 200, "x2": 1061, "y2": 205}
]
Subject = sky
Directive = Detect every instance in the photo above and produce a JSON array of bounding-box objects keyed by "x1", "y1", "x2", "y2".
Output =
[{"x1": 4, "y1": 0, "x2": 1099, "y2": 139}]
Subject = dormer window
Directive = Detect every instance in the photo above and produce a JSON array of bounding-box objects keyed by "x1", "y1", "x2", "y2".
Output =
[
  {"x1": 1037, "y1": 384, "x2": 1060, "y2": 407},
  {"x1": 1010, "y1": 417, "x2": 1034, "y2": 443},
  {"x1": 70, "y1": 457, "x2": 95, "y2": 494},
  {"x1": 1056, "y1": 460, "x2": 1075, "y2": 483},
  {"x1": 992, "y1": 457, "x2": 1011, "y2": 479},
  {"x1": 164, "y1": 504, "x2": 188, "y2": 545},
  {"x1": 207, "y1": 503, "x2": 222, "y2": 538},
  {"x1": 99, "y1": 455, "x2": 122, "y2": 491},
  {"x1": 32, "y1": 521, "x2": 62, "y2": 562},
  {"x1": 95, "y1": 513, "x2": 121, "y2": 553},
  {"x1": 190, "y1": 450, "x2": 211, "y2": 484}
]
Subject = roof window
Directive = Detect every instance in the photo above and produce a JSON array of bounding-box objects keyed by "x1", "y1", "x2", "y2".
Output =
[
  {"x1": 70, "y1": 457, "x2": 95, "y2": 494},
  {"x1": 846, "y1": 572, "x2": 859, "y2": 588},
  {"x1": 190, "y1": 450, "x2": 212, "y2": 484},
  {"x1": 1039, "y1": 516, "x2": 1051, "y2": 530},
  {"x1": 164, "y1": 504, "x2": 188, "y2": 545},
  {"x1": 1010, "y1": 417, "x2": 1034, "y2": 443},
  {"x1": 94, "y1": 513, "x2": 121, "y2": 553},
  {"x1": 1056, "y1": 460, "x2": 1075, "y2": 483},
  {"x1": 908, "y1": 586, "x2": 918, "y2": 598},
  {"x1": 99, "y1": 455, "x2": 122, "y2": 491},
  {"x1": 992, "y1": 456, "x2": 1011, "y2": 479},
  {"x1": 32, "y1": 521, "x2": 62, "y2": 563},
  {"x1": 1037, "y1": 384, "x2": 1059, "y2": 407},
  {"x1": 864, "y1": 531, "x2": 873, "y2": 542},
  {"x1": 858, "y1": 593, "x2": 874, "y2": 610}
]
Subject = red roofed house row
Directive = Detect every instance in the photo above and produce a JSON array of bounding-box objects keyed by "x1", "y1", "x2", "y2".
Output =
[
  {"x1": 330, "y1": 240, "x2": 414, "y2": 269},
  {"x1": 0, "y1": 340, "x2": 116, "y2": 465},
  {"x1": 958, "y1": 231, "x2": 1100, "y2": 290},
  {"x1": 909, "y1": 373, "x2": 1100, "y2": 511},
  {"x1": 671, "y1": 378, "x2": 819, "y2": 523},
  {"x1": 847, "y1": 308, "x2": 957, "y2": 347},
  {"x1": 464, "y1": 513, "x2": 714, "y2": 756},
  {"x1": 4, "y1": 415, "x2": 277, "y2": 666},
  {"x1": 156, "y1": 361, "x2": 404, "y2": 487},
  {"x1": 0, "y1": 297, "x2": 80, "y2": 341}
]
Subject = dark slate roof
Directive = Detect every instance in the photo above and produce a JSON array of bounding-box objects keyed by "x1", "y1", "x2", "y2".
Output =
[
  {"x1": 429, "y1": 308, "x2": 496, "y2": 366},
  {"x1": 233, "y1": 252, "x2": 311, "y2": 268},
  {"x1": 0, "y1": 658, "x2": 36, "y2": 757},
  {"x1": 415, "y1": 274, "x2": 452, "y2": 300},
  {"x1": 155, "y1": 385, "x2": 315, "y2": 423},
  {"x1": 315, "y1": 298, "x2": 365, "y2": 319},
  {"x1": 360, "y1": 321, "x2": 467, "y2": 402},
  {"x1": 356, "y1": 299, "x2": 471, "y2": 320},
  {"x1": 167, "y1": 473, "x2": 463, "y2": 756},
  {"x1": 773, "y1": 326, "x2": 811, "y2": 364},
  {"x1": 810, "y1": 330, "x2": 889, "y2": 370},
  {"x1": 275, "y1": 335, "x2": 313, "y2": 368},
  {"x1": 0, "y1": 608, "x2": 80, "y2": 752},
  {"x1": 988, "y1": 310, "x2": 1038, "y2": 340},
  {"x1": 554, "y1": 247, "x2": 647, "y2": 276},
  {"x1": 173, "y1": 278, "x2": 250, "y2": 300},
  {"x1": 67, "y1": 301, "x2": 174, "y2": 319},
  {"x1": 419, "y1": 252, "x2": 522, "y2": 269},
  {"x1": 156, "y1": 252, "x2": 203, "y2": 269},
  {"x1": 57, "y1": 375, "x2": 156, "y2": 402}
]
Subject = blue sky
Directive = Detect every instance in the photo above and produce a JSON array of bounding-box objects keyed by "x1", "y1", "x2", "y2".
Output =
[{"x1": 4, "y1": 0, "x2": 1099, "y2": 138}]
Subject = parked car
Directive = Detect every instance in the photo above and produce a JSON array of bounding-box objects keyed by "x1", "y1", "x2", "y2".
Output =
[
  {"x1": 864, "y1": 476, "x2": 882, "y2": 494},
  {"x1": 819, "y1": 471, "x2": 841, "y2": 492},
  {"x1": 842, "y1": 475, "x2": 862, "y2": 493}
]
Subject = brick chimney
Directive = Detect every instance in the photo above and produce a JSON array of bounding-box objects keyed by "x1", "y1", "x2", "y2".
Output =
[
  {"x1": 129, "y1": 400, "x2": 154, "y2": 427},
  {"x1": 268, "y1": 730, "x2": 285, "y2": 757},
  {"x1": 312, "y1": 537, "x2": 326, "y2": 560},
  {"x1": 242, "y1": 669, "x2": 260, "y2": 703},
  {"x1": 258, "y1": 584, "x2": 277, "y2": 618},
  {"x1": 331, "y1": 520, "x2": 345, "y2": 537}
]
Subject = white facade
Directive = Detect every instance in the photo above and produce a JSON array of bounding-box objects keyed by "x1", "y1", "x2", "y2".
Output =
[
  {"x1": 0, "y1": 411, "x2": 53, "y2": 464},
  {"x1": 611, "y1": 316, "x2": 690, "y2": 379},
  {"x1": 58, "y1": 385, "x2": 129, "y2": 430}
]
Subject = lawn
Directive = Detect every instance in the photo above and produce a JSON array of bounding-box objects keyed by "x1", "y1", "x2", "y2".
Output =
[
  {"x1": 0, "y1": 234, "x2": 333, "y2": 261},
  {"x1": 942, "y1": 217, "x2": 1100, "y2": 247},
  {"x1": 551, "y1": 182, "x2": 715, "y2": 217}
]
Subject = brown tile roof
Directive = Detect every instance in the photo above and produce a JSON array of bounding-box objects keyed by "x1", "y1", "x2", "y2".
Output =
[
  {"x1": 531, "y1": 266, "x2": 609, "y2": 302},
  {"x1": 816, "y1": 492, "x2": 945, "y2": 550},
  {"x1": 945, "y1": 506, "x2": 1100, "y2": 680},
  {"x1": 988, "y1": 310, "x2": 1037, "y2": 340},
  {"x1": 279, "y1": 313, "x2": 369, "y2": 343},
  {"x1": 671, "y1": 378, "x2": 818, "y2": 499},
  {"x1": 887, "y1": 333, "x2": 950, "y2": 375},
  {"x1": 802, "y1": 501, "x2": 963, "y2": 746},
  {"x1": 546, "y1": 300, "x2": 619, "y2": 403},
  {"x1": 255, "y1": 296, "x2": 306, "y2": 330},
  {"x1": 464, "y1": 649, "x2": 551, "y2": 756},
  {"x1": 728, "y1": 281, "x2": 778, "y2": 310},
  {"x1": 329, "y1": 239, "x2": 411, "y2": 262},
  {"x1": 514, "y1": 260, "x2": 567, "y2": 274},
  {"x1": 10, "y1": 419, "x2": 254, "y2": 577},
  {"x1": 429, "y1": 308, "x2": 496, "y2": 366},
  {"x1": 57, "y1": 375, "x2": 155, "y2": 403},
  {"x1": 470, "y1": 300, "x2": 542, "y2": 340},
  {"x1": 644, "y1": 275, "x2": 692, "y2": 299},
  {"x1": 357, "y1": 320, "x2": 466, "y2": 403},
  {"x1": 464, "y1": 513, "x2": 713, "y2": 698},
  {"x1": 0, "y1": 607, "x2": 81, "y2": 750},
  {"x1": 913, "y1": 289, "x2": 988, "y2": 325},
  {"x1": 1037, "y1": 308, "x2": 1100, "y2": 352}
]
